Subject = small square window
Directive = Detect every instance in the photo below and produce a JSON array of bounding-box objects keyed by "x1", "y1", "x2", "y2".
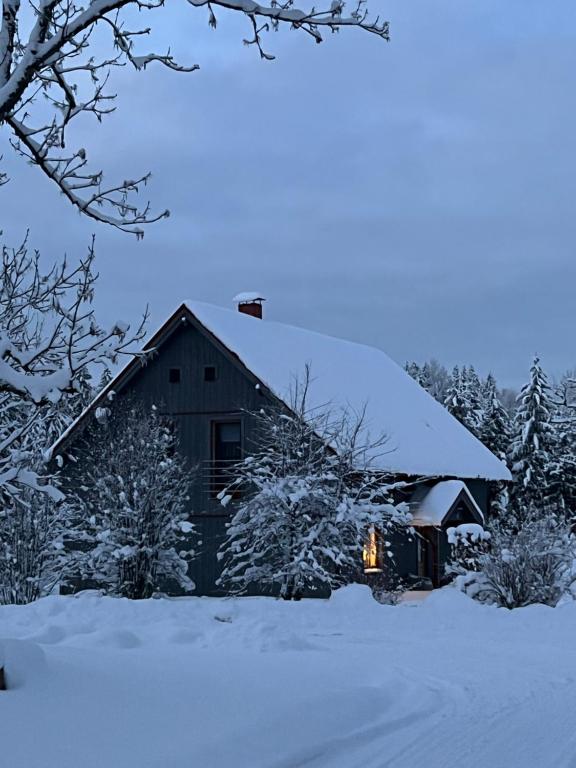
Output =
[
  {"x1": 204, "y1": 366, "x2": 217, "y2": 382},
  {"x1": 169, "y1": 368, "x2": 181, "y2": 384}
]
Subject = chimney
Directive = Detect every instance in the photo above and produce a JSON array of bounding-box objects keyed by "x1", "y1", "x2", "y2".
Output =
[{"x1": 233, "y1": 292, "x2": 266, "y2": 320}]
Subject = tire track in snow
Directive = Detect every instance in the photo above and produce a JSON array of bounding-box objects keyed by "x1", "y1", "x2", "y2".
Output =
[{"x1": 268, "y1": 667, "x2": 466, "y2": 768}]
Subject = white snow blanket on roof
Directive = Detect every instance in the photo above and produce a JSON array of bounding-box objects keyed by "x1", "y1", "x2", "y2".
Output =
[
  {"x1": 185, "y1": 302, "x2": 510, "y2": 481},
  {"x1": 410, "y1": 480, "x2": 484, "y2": 527}
]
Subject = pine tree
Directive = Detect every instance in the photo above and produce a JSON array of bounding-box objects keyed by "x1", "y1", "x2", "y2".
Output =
[
  {"x1": 547, "y1": 425, "x2": 576, "y2": 523},
  {"x1": 477, "y1": 374, "x2": 512, "y2": 521},
  {"x1": 98, "y1": 366, "x2": 114, "y2": 393},
  {"x1": 444, "y1": 367, "x2": 470, "y2": 425},
  {"x1": 460, "y1": 366, "x2": 483, "y2": 437},
  {"x1": 479, "y1": 375, "x2": 511, "y2": 460},
  {"x1": 508, "y1": 357, "x2": 554, "y2": 525},
  {"x1": 405, "y1": 361, "x2": 422, "y2": 382}
]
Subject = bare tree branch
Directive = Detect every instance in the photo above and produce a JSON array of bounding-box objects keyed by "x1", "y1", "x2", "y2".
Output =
[{"x1": 0, "y1": 0, "x2": 388, "y2": 234}]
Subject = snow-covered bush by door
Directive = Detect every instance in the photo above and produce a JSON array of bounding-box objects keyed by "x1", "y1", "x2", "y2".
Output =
[
  {"x1": 462, "y1": 514, "x2": 575, "y2": 609},
  {"x1": 70, "y1": 404, "x2": 197, "y2": 599},
  {"x1": 446, "y1": 523, "x2": 491, "y2": 577},
  {"x1": 217, "y1": 370, "x2": 410, "y2": 600}
]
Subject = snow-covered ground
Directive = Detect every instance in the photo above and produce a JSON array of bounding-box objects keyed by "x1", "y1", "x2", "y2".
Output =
[{"x1": 2, "y1": 586, "x2": 576, "y2": 768}]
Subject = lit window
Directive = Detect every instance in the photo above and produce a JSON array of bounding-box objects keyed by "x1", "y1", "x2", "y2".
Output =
[{"x1": 363, "y1": 528, "x2": 382, "y2": 573}]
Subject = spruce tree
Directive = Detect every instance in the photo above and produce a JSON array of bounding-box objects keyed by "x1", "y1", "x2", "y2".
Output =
[
  {"x1": 508, "y1": 357, "x2": 554, "y2": 525},
  {"x1": 479, "y1": 375, "x2": 511, "y2": 460},
  {"x1": 461, "y1": 366, "x2": 483, "y2": 438},
  {"x1": 444, "y1": 366, "x2": 467, "y2": 422}
]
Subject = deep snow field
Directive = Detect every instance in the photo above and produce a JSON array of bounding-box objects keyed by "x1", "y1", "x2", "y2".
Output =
[{"x1": 2, "y1": 586, "x2": 576, "y2": 768}]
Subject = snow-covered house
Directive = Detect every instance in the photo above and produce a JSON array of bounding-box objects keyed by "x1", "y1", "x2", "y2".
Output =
[{"x1": 51, "y1": 297, "x2": 511, "y2": 594}]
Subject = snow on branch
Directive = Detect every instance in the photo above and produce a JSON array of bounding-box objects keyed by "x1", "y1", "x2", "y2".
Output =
[
  {"x1": 0, "y1": 235, "x2": 147, "y2": 501},
  {"x1": 0, "y1": 0, "x2": 388, "y2": 233}
]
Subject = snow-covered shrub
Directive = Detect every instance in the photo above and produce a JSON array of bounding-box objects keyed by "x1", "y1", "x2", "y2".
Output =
[
  {"x1": 69, "y1": 404, "x2": 197, "y2": 599},
  {"x1": 0, "y1": 490, "x2": 72, "y2": 605},
  {"x1": 363, "y1": 569, "x2": 406, "y2": 605},
  {"x1": 446, "y1": 523, "x2": 491, "y2": 577},
  {"x1": 464, "y1": 514, "x2": 575, "y2": 609},
  {"x1": 217, "y1": 369, "x2": 410, "y2": 600}
]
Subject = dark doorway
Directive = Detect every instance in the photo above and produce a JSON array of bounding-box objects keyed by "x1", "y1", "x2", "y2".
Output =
[
  {"x1": 417, "y1": 529, "x2": 439, "y2": 587},
  {"x1": 211, "y1": 421, "x2": 242, "y2": 496}
]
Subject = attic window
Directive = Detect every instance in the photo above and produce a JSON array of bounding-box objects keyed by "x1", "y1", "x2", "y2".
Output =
[
  {"x1": 204, "y1": 366, "x2": 217, "y2": 382},
  {"x1": 169, "y1": 368, "x2": 181, "y2": 384}
]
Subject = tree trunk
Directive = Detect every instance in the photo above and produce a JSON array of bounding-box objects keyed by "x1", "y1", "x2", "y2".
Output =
[{"x1": 0, "y1": 666, "x2": 6, "y2": 691}]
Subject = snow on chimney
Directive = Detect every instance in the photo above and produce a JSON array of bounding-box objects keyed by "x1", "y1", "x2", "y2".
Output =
[{"x1": 233, "y1": 292, "x2": 266, "y2": 320}]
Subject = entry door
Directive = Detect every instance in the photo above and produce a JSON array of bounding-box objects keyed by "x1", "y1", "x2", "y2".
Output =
[{"x1": 417, "y1": 530, "x2": 439, "y2": 586}]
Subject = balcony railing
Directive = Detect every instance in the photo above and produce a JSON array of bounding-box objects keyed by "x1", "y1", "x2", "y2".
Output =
[{"x1": 202, "y1": 459, "x2": 243, "y2": 499}]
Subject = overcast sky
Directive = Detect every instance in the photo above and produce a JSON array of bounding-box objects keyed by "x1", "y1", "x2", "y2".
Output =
[{"x1": 1, "y1": 0, "x2": 575, "y2": 388}]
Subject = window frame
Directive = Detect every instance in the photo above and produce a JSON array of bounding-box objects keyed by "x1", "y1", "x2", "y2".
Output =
[{"x1": 210, "y1": 418, "x2": 243, "y2": 499}]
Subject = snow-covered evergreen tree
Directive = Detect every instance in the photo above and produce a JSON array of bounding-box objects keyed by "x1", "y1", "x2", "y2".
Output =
[
  {"x1": 461, "y1": 366, "x2": 483, "y2": 437},
  {"x1": 217, "y1": 371, "x2": 410, "y2": 599},
  {"x1": 405, "y1": 359, "x2": 449, "y2": 403},
  {"x1": 69, "y1": 403, "x2": 196, "y2": 599},
  {"x1": 97, "y1": 367, "x2": 114, "y2": 395},
  {"x1": 476, "y1": 374, "x2": 512, "y2": 519},
  {"x1": 479, "y1": 375, "x2": 511, "y2": 460},
  {"x1": 507, "y1": 357, "x2": 554, "y2": 526},
  {"x1": 547, "y1": 427, "x2": 576, "y2": 523},
  {"x1": 404, "y1": 361, "x2": 422, "y2": 382},
  {"x1": 546, "y1": 375, "x2": 576, "y2": 523},
  {"x1": 444, "y1": 366, "x2": 469, "y2": 425}
]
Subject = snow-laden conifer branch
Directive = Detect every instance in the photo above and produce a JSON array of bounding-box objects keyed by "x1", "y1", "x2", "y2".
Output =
[{"x1": 0, "y1": 0, "x2": 388, "y2": 233}]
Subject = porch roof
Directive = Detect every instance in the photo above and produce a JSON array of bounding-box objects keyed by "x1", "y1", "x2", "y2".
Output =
[{"x1": 409, "y1": 480, "x2": 484, "y2": 527}]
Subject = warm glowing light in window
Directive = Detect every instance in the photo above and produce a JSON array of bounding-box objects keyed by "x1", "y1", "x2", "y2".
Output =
[{"x1": 363, "y1": 528, "x2": 382, "y2": 573}]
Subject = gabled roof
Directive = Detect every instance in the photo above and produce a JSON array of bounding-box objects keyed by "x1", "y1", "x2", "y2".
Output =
[
  {"x1": 409, "y1": 480, "x2": 484, "y2": 527},
  {"x1": 50, "y1": 300, "x2": 511, "y2": 482}
]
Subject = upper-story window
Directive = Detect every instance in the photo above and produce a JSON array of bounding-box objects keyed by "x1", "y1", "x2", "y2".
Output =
[
  {"x1": 168, "y1": 367, "x2": 181, "y2": 384},
  {"x1": 212, "y1": 421, "x2": 242, "y2": 497},
  {"x1": 213, "y1": 421, "x2": 242, "y2": 462},
  {"x1": 204, "y1": 366, "x2": 217, "y2": 382}
]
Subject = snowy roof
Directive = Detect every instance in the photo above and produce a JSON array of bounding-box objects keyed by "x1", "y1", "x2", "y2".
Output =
[
  {"x1": 184, "y1": 302, "x2": 509, "y2": 480},
  {"x1": 51, "y1": 300, "x2": 511, "y2": 481},
  {"x1": 409, "y1": 480, "x2": 484, "y2": 527}
]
